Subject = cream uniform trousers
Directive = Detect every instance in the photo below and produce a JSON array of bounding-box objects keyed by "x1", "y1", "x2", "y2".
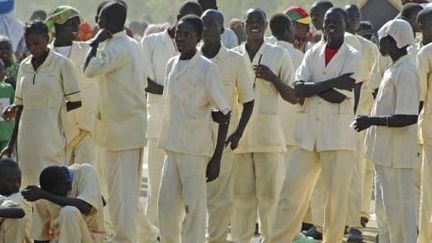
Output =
[
  {"x1": 158, "y1": 151, "x2": 208, "y2": 243},
  {"x1": 375, "y1": 165, "x2": 417, "y2": 243},
  {"x1": 207, "y1": 147, "x2": 235, "y2": 243},
  {"x1": 231, "y1": 152, "x2": 284, "y2": 243},
  {"x1": 102, "y1": 148, "x2": 156, "y2": 243},
  {"x1": 418, "y1": 145, "x2": 432, "y2": 243},
  {"x1": 146, "y1": 138, "x2": 165, "y2": 230},
  {"x1": 66, "y1": 131, "x2": 95, "y2": 165},
  {"x1": 0, "y1": 217, "x2": 28, "y2": 243},
  {"x1": 270, "y1": 148, "x2": 354, "y2": 243},
  {"x1": 361, "y1": 160, "x2": 374, "y2": 220}
]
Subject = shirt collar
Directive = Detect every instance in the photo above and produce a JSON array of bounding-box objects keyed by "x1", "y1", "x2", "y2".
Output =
[
  {"x1": 390, "y1": 54, "x2": 411, "y2": 69},
  {"x1": 239, "y1": 41, "x2": 269, "y2": 64},
  {"x1": 23, "y1": 49, "x2": 54, "y2": 71},
  {"x1": 112, "y1": 30, "x2": 127, "y2": 38}
]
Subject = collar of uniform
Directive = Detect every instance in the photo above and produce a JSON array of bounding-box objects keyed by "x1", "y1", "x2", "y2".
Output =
[
  {"x1": 198, "y1": 44, "x2": 227, "y2": 61},
  {"x1": 22, "y1": 49, "x2": 55, "y2": 72},
  {"x1": 238, "y1": 41, "x2": 269, "y2": 65},
  {"x1": 317, "y1": 41, "x2": 348, "y2": 59},
  {"x1": 275, "y1": 40, "x2": 294, "y2": 51},
  {"x1": 389, "y1": 54, "x2": 411, "y2": 69},
  {"x1": 172, "y1": 50, "x2": 201, "y2": 77},
  {"x1": 112, "y1": 30, "x2": 127, "y2": 39}
]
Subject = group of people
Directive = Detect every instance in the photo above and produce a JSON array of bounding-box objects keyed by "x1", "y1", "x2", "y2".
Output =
[{"x1": 0, "y1": 0, "x2": 431, "y2": 243}]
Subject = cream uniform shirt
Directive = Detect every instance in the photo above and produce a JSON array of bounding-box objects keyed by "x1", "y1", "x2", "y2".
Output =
[
  {"x1": 32, "y1": 163, "x2": 104, "y2": 241},
  {"x1": 417, "y1": 43, "x2": 432, "y2": 145},
  {"x1": 15, "y1": 50, "x2": 81, "y2": 185},
  {"x1": 84, "y1": 31, "x2": 147, "y2": 151},
  {"x1": 158, "y1": 53, "x2": 230, "y2": 157},
  {"x1": 141, "y1": 30, "x2": 177, "y2": 139},
  {"x1": 200, "y1": 46, "x2": 255, "y2": 134},
  {"x1": 50, "y1": 41, "x2": 98, "y2": 143},
  {"x1": 232, "y1": 42, "x2": 294, "y2": 153},
  {"x1": 345, "y1": 33, "x2": 380, "y2": 115},
  {"x1": 295, "y1": 42, "x2": 361, "y2": 152},
  {"x1": 365, "y1": 55, "x2": 419, "y2": 168},
  {"x1": 274, "y1": 40, "x2": 304, "y2": 146}
]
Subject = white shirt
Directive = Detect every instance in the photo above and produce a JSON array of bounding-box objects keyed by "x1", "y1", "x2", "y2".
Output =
[
  {"x1": 141, "y1": 30, "x2": 177, "y2": 139},
  {"x1": 158, "y1": 53, "x2": 230, "y2": 157},
  {"x1": 221, "y1": 27, "x2": 239, "y2": 49},
  {"x1": 84, "y1": 31, "x2": 147, "y2": 151},
  {"x1": 295, "y1": 41, "x2": 361, "y2": 152},
  {"x1": 365, "y1": 55, "x2": 419, "y2": 168}
]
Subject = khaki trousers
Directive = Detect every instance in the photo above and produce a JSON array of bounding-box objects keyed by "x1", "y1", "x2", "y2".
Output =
[
  {"x1": 158, "y1": 151, "x2": 208, "y2": 243},
  {"x1": 102, "y1": 148, "x2": 156, "y2": 243},
  {"x1": 206, "y1": 148, "x2": 235, "y2": 243},
  {"x1": 231, "y1": 152, "x2": 284, "y2": 243},
  {"x1": 361, "y1": 160, "x2": 374, "y2": 220},
  {"x1": 0, "y1": 217, "x2": 29, "y2": 243},
  {"x1": 418, "y1": 145, "x2": 432, "y2": 243},
  {"x1": 375, "y1": 165, "x2": 417, "y2": 243},
  {"x1": 146, "y1": 138, "x2": 165, "y2": 231},
  {"x1": 270, "y1": 148, "x2": 354, "y2": 243},
  {"x1": 66, "y1": 131, "x2": 95, "y2": 166}
]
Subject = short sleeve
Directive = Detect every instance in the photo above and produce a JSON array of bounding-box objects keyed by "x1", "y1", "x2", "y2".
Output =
[
  {"x1": 206, "y1": 64, "x2": 230, "y2": 113},
  {"x1": 84, "y1": 43, "x2": 127, "y2": 78},
  {"x1": 74, "y1": 164, "x2": 102, "y2": 212},
  {"x1": 295, "y1": 49, "x2": 313, "y2": 86},
  {"x1": 14, "y1": 64, "x2": 23, "y2": 105},
  {"x1": 31, "y1": 200, "x2": 51, "y2": 241},
  {"x1": 61, "y1": 58, "x2": 81, "y2": 102},
  {"x1": 235, "y1": 55, "x2": 254, "y2": 104},
  {"x1": 278, "y1": 49, "x2": 295, "y2": 86},
  {"x1": 394, "y1": 67, "x2": 420, "y2": 115},
  {"x1": 417, "y1": 48, "x2": 430, "y2": 102}
]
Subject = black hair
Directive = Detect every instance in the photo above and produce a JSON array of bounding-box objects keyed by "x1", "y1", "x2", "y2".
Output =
[
  {"x1": 197, "y1": 0, "x2": 217, "y2": 10},
  {"x1": 179, "y1": 14, "x2": 204, "y2": 37},
  {"x1": 312, "y1": 1, "x2": 334, "y2": 11},
  {"x1": 245, "y1": 8, "x2": 267, "y2": 21},
  {"x1": 97, "y1": 1, "x2": 110, "y2": 16},
  {"x1": 179, "y1": 1, "x2": 203, "y2": 17},
  {"x1": 31, "y1": 10, "x2": 47, "y2": 21},
  {"x1": 0, "y1": 159, "x2": 20, "y2": 172},
  {"x1": 39, "y1": 166, "x2": 68, "y2": 193},
  {"x1": 202, "y1": 9, "x2": 224, "y2": 27},
  {"x1": 270, "y1": 13, "x2": 292, "y2": 36},
  {"x1": 417, "y1": 6, "x2": 432, "y2": 23},
  {"x1": 401, "y1": 3, "x2": 424, "y2": 19},
  {"x1": 327, "y1": 7, "x2": 348, "y2": 24},
  {"x1": 101, "y1": 1, "x2": 127, "y2": 28},
  {"x1": 24, "y1": 20, "x2": 49, "y2": 39},
  {"x1": 359, "y1": 20, "x2": 373, "y2": 29}
]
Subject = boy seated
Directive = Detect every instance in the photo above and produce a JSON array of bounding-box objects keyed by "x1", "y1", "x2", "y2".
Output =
[
  {"x1": 0, "y1": 158, "x2": 30, "y2": 243},
  {"x1": 22, "y1": 163, "x2": 104, "y2": 243}
]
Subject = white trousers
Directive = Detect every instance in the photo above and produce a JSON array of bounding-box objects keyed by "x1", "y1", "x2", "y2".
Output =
[
  {"x1": 102, "y1": 148, "x2": 156, "y2": 243},
  {"x1": 375, "y1": 164, "x2": 417, "y2": 243},
  {"x1": 418, "y1": 145, "x2": 432, "y2": 243},
  {"x1": 158, "y1": 151, "x2": 208, "y2": 243},
  {"x1": 231, "y1": 152, "x2": 284, "y2": 243},
  {"x1": 270, "y1": 148, "x2": 354, "y2": 243},
  {"x1": 206, "y1": 148, "x2": 235, "y2": 243},
  {"x1": 146, "y1": 138, "x2": 165, "y2": 231}
]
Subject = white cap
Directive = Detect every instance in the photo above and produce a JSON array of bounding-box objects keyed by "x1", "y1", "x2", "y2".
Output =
[{"x1": 378, "y1": 19, "x2": 414, "y2": 49}]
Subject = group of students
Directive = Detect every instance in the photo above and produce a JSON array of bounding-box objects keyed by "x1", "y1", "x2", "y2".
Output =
[{"x1": 0, "y1": 0, "x2": 431, "y2": 243}]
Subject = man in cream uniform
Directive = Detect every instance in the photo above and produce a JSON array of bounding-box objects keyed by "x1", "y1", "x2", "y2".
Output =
[
  {"x1": 83, "y1": 2, "x2": 155, "y2": 242},
  {"x1": 271, "y1": 8, "x2": 360, "y2": 243},
  {"x1": 200, "y1": 10, "x2": 255, "y2": 243},
  {"x1": 140, "y1": 1, "x2": 203, "y2": 233},
  {"x1": 354, "y1": 19, "x2": 419, "y2": 243},
  {"x1": 416, "y1": 7, "x2": 432, "y2": 243},
  {"x1": 231, "y1": 8, "x2": 297, "y2": 243},
  {"x1": 157, "y1": 15, "x2": 231, "y2": 243}
]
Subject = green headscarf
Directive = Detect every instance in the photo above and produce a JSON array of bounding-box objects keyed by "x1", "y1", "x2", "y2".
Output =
[{"x1": 45, "y1": 5, "x2": 81, "y2": 32}]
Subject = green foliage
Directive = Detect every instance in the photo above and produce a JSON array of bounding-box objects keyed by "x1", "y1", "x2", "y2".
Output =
[{"x1": 15, "y1": 0, "x2": 359, "y2": 25}]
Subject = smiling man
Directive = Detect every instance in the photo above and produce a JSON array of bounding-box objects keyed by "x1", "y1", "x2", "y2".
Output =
[
  {"x1": 231, "y1": 8, "x2": 297, "y2": 243},
  {"x1": 270, "y1": 8, "x2": 360, "y2": 243}
]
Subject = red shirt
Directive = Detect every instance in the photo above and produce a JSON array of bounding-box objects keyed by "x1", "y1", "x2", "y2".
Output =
[{"x1": 325, "y1": 46, "x2": 340, "y2": 66}]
